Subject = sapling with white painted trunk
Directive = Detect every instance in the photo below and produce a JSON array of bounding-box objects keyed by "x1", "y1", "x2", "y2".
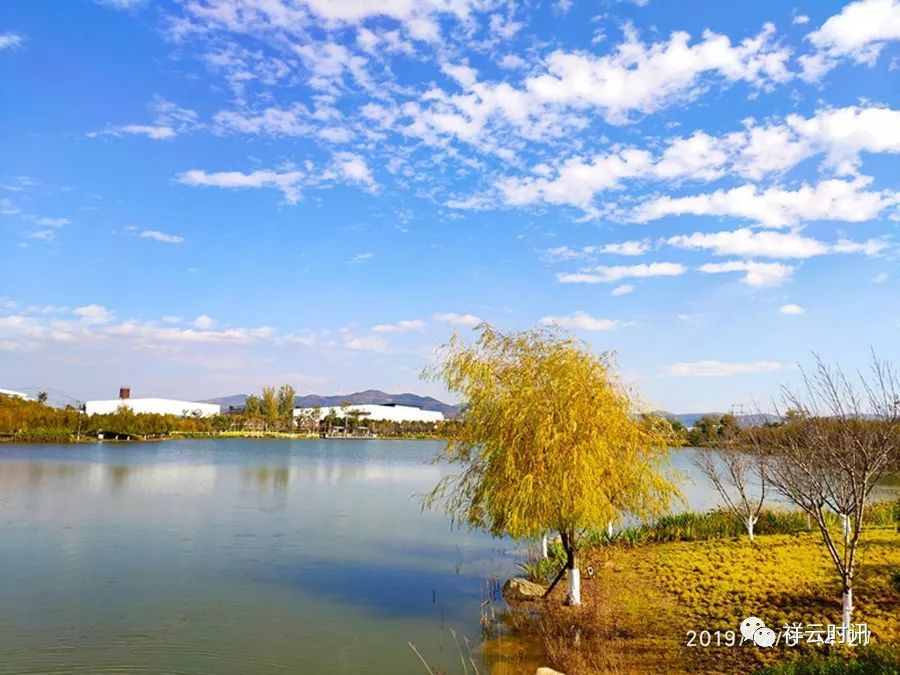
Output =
[
  {"x1": 424, "y1": 324, "x2": 679, "y2": 610},
  {"x1": 693, "y1": 446, "x2": 767, "y2": 541},
  {"x1": 748, "y1": 354, "x2": 900, "y2": 632}
]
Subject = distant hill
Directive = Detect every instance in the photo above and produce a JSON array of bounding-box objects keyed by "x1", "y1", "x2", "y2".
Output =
[{"x1": 206, "y1": 389, "x2": 463, "y2": 418}]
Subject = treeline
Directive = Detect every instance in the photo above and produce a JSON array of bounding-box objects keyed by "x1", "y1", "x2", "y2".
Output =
[
  {"x1": 1, "y1": 388, "x2": 449, "y2": 442},
  {"x1": 676, "y1": 413, "x2": 742, "y2": 447},
  {"x1": 0, "y1": 395, "x2": 225, "y2": 441}
]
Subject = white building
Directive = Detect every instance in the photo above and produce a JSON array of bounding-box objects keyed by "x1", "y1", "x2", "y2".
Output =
[
  {"x1": 294, "y1": 403, "x2": 444, "y2": 423},
  {"x1": 0, "y1": 387, "x2": 34, "y2": 400},
  {"x1": 85, "y1": 389, "x2": 220, "y2": 417}
]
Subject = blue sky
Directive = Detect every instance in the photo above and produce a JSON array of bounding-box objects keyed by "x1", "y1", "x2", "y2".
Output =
[{"x1": 1, "y1": 0, "x2": 898, "y2": 412}]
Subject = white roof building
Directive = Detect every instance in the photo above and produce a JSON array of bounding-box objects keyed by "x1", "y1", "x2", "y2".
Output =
[
  {"x1": 0, "y1": 387, "x2": 34, "y2": 400},
  {"x1": 85, "y1": 392, "x2": 220, "y2": 418},
  {"x1": 294, "y1": 403, "x2": 444, "y2": 423}
]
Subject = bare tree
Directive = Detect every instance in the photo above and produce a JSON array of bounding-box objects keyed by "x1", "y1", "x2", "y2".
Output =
[
  {"x1": 693, "y1": 448, "x2": 767, "y2": 541},
  {"x1": 751, "y1": 354, "x2": 900, "y2": 632}
]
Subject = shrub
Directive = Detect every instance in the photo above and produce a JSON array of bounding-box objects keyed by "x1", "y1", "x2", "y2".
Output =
[{"x1": 11, "y1": 427, "x2": 75, "y2": 443}]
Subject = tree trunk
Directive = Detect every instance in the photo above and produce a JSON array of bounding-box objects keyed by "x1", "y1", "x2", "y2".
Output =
[
  {"x1": 746, "y1": 515, "x2": 755, "y2": 542},
  {"x1": 606, "y1": 521, "x2": 613, "y2": 539},
  {"x1": 541, "y1": 533, "x2": 548, "y2": 559},
  {"x1": 842, "y1": 584, "x2": 852, "y2": 632},
  {"x1": 841, "y1": 513, "x2": 850, "y2": 547},
  {"x1": 565, "y1": 548, "x2": 581, "y2": 606}
]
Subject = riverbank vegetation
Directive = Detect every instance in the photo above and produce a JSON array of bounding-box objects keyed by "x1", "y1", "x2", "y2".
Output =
[{"x1": 0, "y1": 392, "x2": 448, "y2": 442}]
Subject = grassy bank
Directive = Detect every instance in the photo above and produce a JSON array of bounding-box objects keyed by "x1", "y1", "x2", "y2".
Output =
[{"x1": 486, "y1": 507, "x2": 900, "y2": 674}]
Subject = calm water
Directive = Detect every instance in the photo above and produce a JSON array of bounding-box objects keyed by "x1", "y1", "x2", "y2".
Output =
[
  {"x1": 1, "y1": 440, "x2": 892, "y2": 674},
  {"x1": 0, "y1": 440, "x2": 516, "y2": 674}
]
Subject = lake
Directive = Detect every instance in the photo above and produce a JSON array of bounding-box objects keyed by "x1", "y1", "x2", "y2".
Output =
[
  {"x1": 0, "y1": 440, "x2": 891, "y2": 674},
  {"x1": 0, "y1": 439, "x2": 518, "y2": 674}
]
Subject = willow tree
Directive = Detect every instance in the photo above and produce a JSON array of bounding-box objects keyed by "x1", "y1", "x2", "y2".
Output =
[{"x1": 425, "y1": 324, "x2": 679, "y2": 606}]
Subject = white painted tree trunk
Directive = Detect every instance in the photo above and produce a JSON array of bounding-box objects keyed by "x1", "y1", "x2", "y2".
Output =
[
  {"x1": 566, "y1": 567, "x2": 581, "y2": 606},
  {"x1": 842, "y1": 587, "x2": 853, "y2": 632},
  {"x1": 606, "y1": 522, "x2": 613, "y2": 538},
  {"x1": 746, "y1": 515, "x2": 755, "y2": 542},
  {"x1": 541, "y1": 533, "x2": 548, "y2": 559}
]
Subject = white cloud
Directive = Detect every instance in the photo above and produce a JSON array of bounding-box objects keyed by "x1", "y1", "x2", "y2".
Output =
[
  {"x1": 541, "y1": 240, "x2": 649, "y2": 262},
  {"x1": 611, "y1": 284, "x2": 634, "y2": 296},
  {"x1": 178, "y1": 0, "x2": 489, "y2": 44},
  {"x1": 498, "y1": 149, "x2": 653, "y2": 212},
  {"x1": 96, "y1": 0, "x2": 146, "y2": 8},
  {"x1": 783, "y1": 106, "x2": 900, "y2": 173},
  {"x1": 557, "y1": 262, "x2": 686, "y2": 283},
  {"x1": 666, "y1": 228, "x2": 886, "y2": 259},
  {"x1": 348, "y1": 251, "x2": 373, "y2": 264},
  {"x1": 698, "y1": 260, "x2": 795, "y2": 287},
  {"x1": 193, "y1": 314, "x2": 216, "y2": 329},
  {"x1": 139, "y1": 230, "x2": 185, "y2": 244},
  {"x1": 35, "y1": 217, "x2": 70, "y2": 227},
  {"x1": 91, "y1": 99, "x2": 198, "y2": 140},
  {"x1": 0, "y1": 33, "x2": 24, "y2": 50},
  {"x1": 541, "y1": 311, "x2": 618, "y2": 331},
  {"x1": 602, "y1": 240, "x2": 651, "y2": 256},
  {"x1": 494, "y1": 105, "x2": 900, "y2": 213},
  {"x1": 118, "y1": 124, "x2": 177, "y2": 140},
  {"x1": 800, "y1": 0, "x2": 900, "y2": 80},
  {"x1": 793, "y1": 13, "x2": 810, "y2": 25},
  {"x1": 74, "y1": 304, "x2": 114, "y2": 325},
  {"x1": 633, "y1": 178, "x2": 899, "y2": 228},
  {"x1": 524, "y1": 23, "x2": 792, "y2": 124},
  {"x1": 343, "y1": 334, "x2": 388, "y2": 351},
  {"x1": 654, "y1": 131, "x2": 729, "y2": 181},
  {"x1": 780, "y1": 303, "x2": 806, "y2": 315},
  {"x1": 872, "y1": 272, "x2": 890, "y2": 283},
  {"x1": 105, "y1": 322, "x2": 274, "y2": 344},
  {"x1": 28, "y1": 230, "x2": 56, "y2": 242},
  {"x1": 432, "y1": 312, "x2": 482, "y2": 326},
  {"x1": 372, "y1": 319, "x2": 424, "y2": 333},
  {"x1": 333, "y1": 152, "x2": 377, "y2": 191},
  {"x1": 177, "y1": 168, "x2": 306, "y2": 204},
  {"x1": 213, "y1": 105, "x2": 312, "y2": 137},
  {"x1": 664, "y1": 360, "x2": 785, "y2": 377}
]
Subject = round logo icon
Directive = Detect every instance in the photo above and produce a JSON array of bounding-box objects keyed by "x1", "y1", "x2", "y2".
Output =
[
  {"x1": 753, "y1": 627, "x2": 777, "y2": 648},
  {"x1": 740, "y1": 616, "x2": 765, "y2": 642}
]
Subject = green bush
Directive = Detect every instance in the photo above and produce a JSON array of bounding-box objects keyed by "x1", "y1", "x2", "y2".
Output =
[{"x1": 12, "y1": 427, "x2": 76, "y2": 443}]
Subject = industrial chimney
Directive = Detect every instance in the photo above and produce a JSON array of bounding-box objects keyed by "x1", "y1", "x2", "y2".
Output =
[{"x1": 119, "y1": 387, "x2": 131, "y2": 400}]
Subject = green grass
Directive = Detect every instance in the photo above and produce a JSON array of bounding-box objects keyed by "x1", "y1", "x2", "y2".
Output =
[
  {"x1": 581, "y1": 501, "x2": 900, "y2": 547},
  {"x1": 753, "y1": 645, "x2": 900, "y2": 674}
]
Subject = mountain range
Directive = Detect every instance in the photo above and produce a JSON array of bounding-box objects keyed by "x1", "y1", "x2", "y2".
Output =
[
  {"x1": 206, "y1": 389, "x2": 463, "y2": 418},
  {"x1": 206, "y1": 390, "x2": 776, "y2": 425}
]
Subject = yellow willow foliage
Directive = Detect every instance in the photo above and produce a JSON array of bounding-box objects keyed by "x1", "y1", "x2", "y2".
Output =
[{"x1": 425, "y1": 324, "x2": 681, "y2": 544}]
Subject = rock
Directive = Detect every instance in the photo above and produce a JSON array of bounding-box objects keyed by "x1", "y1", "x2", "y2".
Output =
[
  {"x1": 536, "y1": 668, "x2": 565, "y2": 675},
  {"x1": 502, "y1": 577, "x2": 546, "y2": 602}
]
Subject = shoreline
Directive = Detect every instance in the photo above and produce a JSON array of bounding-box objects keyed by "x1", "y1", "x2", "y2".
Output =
[{"x1": 0, "y1": 431, "x2": 447, "y2": 444}]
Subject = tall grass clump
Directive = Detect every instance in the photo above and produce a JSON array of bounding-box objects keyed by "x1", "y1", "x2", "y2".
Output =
[
  {"x1": 516, "y1": 539, "x2": 566, "y2": 584},
  {"x1": 579, "y1": 501, "x2": 899, "y2": 548}
]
